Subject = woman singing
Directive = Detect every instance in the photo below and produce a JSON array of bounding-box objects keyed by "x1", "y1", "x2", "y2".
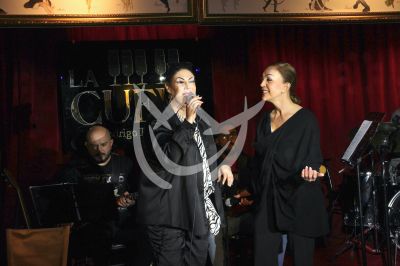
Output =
[{"x1": 137, "y1": 62, "x2": 233, "y2": 266}]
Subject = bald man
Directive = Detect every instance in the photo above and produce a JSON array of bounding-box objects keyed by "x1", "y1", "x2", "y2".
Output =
[
  {"x1": 85, "y1": 125, "x2": 113, "y2": 164},
  {"x1": 60, "y1": 125, "x2": 134, "y2": 207},
  {"x1": 58, "y1": 125, "x2": 149, "y2": 265}
]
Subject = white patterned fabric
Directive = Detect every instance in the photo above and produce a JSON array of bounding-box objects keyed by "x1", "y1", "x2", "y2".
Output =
[
  {"x1": 193, "y1": 126, "x2": 221, "y2": 236},
  {"x1": 176, "y1": 113, "x2": 221, "y2": 235}
]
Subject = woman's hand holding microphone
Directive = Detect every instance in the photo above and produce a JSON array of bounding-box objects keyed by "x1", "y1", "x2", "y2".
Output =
[{"x1": 184, "y1": 92, "x2": 203, "y2": 124}]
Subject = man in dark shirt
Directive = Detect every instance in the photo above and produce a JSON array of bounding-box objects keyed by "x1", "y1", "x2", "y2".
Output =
[
  {"x1": 59, "y1": 125, "x2": 135, "y2": 209},
  {"x1": 59, "y1": 125, "x2": 138, "y2": 265}
]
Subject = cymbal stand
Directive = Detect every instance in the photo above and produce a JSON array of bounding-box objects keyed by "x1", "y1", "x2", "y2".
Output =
[
  {"x1": 356, "y1": 157, "x2": 369, "y2": 266},
  {"x1": 332, "y1": 157, "x2": 372, "y2": 265},
  {"x1": 381, "y1": 159, "x2": 393, "y2": 266}
]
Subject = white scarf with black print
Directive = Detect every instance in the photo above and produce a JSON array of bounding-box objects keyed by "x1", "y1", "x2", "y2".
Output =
[
  {"x1": 176, "y1": 113, "x2": 221, "y2": 235},
  {"x1": 193, "y1": 125, "x2": 221, "y2": 236}
]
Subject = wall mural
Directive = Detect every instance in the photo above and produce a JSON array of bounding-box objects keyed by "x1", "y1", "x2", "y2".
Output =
[
  {"x1": 0, "y1": 0, "x2": 398, "y2": 24},
  {"x1": 0, "y1": 0, "x2": 188, "y2": 15},
  {"x1": 200, "y1": 0, "x2": 400, "y2": 23},
  {"x1": 206, "y1": 0, "x2": 398, "y2": 13},
  {"x1": 0, "y1": 0, "x2": 196, "y2": 25}
]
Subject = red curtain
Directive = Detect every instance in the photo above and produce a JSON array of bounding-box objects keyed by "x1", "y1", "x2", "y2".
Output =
[
  {"x1": 1, "y1": 24, "x2": 400, "y2": 233},
  {"x1": 65, "y1": 25, "x2": 209, "y2": 41},
  {"x1": 210, "y1": 25, "x2": 400, "y2": 171}
]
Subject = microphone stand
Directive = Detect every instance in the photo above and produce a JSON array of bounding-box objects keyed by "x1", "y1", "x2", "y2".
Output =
[
  {"x1": 380, "y1": 145, "x2": 393, "y2": 266},
  {"x1": 334, "y1": 152, "x2": 373, "y2": 265},
  {"x1": 339, "y1": 113, "x2": 385, "y2": 265}
]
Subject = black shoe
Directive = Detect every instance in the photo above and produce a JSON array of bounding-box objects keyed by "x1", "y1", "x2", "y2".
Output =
[
  {"x1": 362, "y1": 5, "x2": 370, "y2": 12},
  {"x1": 0, "y1": 8, "x2": 6, "y2": 14},
  {"x1": 353, "y1": 2, "x2": 359, "y2": 9},
  {"x1": 24, "y1": 0, "x2": 42, "y2": 8}
]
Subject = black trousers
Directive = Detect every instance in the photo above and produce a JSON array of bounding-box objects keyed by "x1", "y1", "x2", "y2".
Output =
[
  {"x1": 254, "y1": 229, "x2": 315, "y2": 266},
  {"x1": 254, "y1": 188, "x2": 316, "y2": 266},
  {"x1": 146, "y1": 225, "x2": 209, "y2": 266}
]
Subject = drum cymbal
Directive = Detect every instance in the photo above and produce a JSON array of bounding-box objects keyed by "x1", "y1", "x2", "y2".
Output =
[
  {"x1": 377, "y1": 122, "x2": 397, "y2": 133},
  {"x1": 371, "y1": 122, "x2": 399, "y2": 153}
]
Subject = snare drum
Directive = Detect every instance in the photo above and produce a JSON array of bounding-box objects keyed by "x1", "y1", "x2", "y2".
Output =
[{"x1": 342, "y1": 172, "x2": 376, "y2": 227}]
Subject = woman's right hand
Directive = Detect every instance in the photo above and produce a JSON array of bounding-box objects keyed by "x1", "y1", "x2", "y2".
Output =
[{"x1": 186, "y1": 95, "x2": 203, "y2": 124}]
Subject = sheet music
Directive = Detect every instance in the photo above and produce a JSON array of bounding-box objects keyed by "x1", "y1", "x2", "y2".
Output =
[{"x1": 342, "y1": 120, "x2": 373, "y2": 163}]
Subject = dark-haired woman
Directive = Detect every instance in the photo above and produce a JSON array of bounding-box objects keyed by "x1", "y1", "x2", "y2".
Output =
[
  {"x1": 251, "y1": 62, "x2": 329, "y2": 266},
  {"x1": 137, "y1": 62, "x2": 234, "y2": 266}
]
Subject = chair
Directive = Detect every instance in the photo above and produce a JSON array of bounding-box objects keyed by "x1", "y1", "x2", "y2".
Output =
[{"x1": 6, "y1": 225, "x2": 70, "y2": 266}]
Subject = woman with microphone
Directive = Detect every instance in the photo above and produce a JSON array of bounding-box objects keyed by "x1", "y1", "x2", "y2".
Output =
[{"x1": 137, "y1": 62, "x2": 233, "y2": 266}]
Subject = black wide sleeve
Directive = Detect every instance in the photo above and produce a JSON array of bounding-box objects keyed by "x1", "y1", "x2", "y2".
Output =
[
  {"x1": 272, "y1": 110, "x2": 323, "y2": 186},
  {"x1": 304, "y1": 113, "x2": 323, "y2": 170},
  {"x1": 153, "y1": 119, "x2": 196, "y2": 165}
]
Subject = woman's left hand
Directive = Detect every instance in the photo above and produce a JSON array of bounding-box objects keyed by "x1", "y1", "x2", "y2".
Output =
[
  {"x1": 217, "y1": 164, "x2": 234, "y2": 187},
  {"x1": 301, "y1": 166, "x2": 324, "y2": 182}
]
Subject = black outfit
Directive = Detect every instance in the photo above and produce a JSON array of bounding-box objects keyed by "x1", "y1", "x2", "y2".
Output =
[
  {"x1": 222, "y1": 151, "x2": 252, "y2": 202},
  {"x1": 59, "y1": 153, "x2": 133, "y2": 192},
  {"x1": 59, "y1": 153, "x2": 151, "y2": 266},
  {"x1": 137, "y1": 108, "x2": 225, "y2": 266},
  {"x1": 219, "y1": 151, "x2": 254, "y2": 266},
  {"x1": 252, "y1": 108, "x2": 329, "y2": 266}
]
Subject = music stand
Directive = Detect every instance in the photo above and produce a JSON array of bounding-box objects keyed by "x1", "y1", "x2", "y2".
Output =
[
  {"x1": 341, "y1": 112, "x2": 385, "y2": 266},
  {"x1": 30, "y1": 183, "x2": 81, "y2": 227},
  {"x1": 74, "y1": 182, "x2": 117, "y2": 222},
  {"x1": 30, "y1": 182, "x2": 118, "y2": 226}
]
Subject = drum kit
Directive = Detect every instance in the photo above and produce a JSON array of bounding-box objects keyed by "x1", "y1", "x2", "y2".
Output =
[{"x1": 339, "y1": 115, "x2": 400, "y2": 265}]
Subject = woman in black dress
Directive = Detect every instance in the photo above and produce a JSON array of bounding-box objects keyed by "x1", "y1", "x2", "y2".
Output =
[
  {"x1": 252, "y1": 62, "x2": 329, "y2": 266},
  {"x1": 137, "y1": 62, "x2": 234, "y2": 266}
]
